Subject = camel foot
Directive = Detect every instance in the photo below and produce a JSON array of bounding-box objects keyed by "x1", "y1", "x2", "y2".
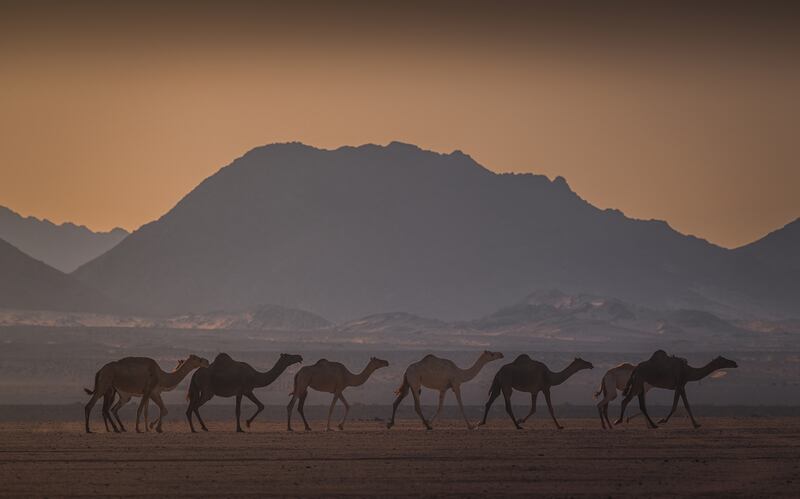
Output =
[
  {"x1": 190, "y1": 429, "x2": 197, "y2": 433},
  {"x1": 245, "y1": 420, "x2": 252, "y2": 428},
  {"x1": 386, "y1": 422, "x2": 394, "y2": 429},
  {"x1": 466, "y1": 424, "x2": 475, "y2": 430},
  {"x1": 156, "y1": 427, "x2": 163, "y2": 434},
  {"x1": 476, "y1": 421, "x2": 486, "y2": 428},
  {"x1": 236, "y1": 428, "x2": 245, "y2": 433},
  {"x1": 287, "y1": 427, "x2": 294, "y2": 432},
  {"x1": 658, "y1": 418, "x2": 667, "y2": 424},
  {"x1": 85, "y1": 429, "x2": 92, "y2": 434},
  {"x1": 136, "y1": 428, "x2": 142, "y2": 433},
  {"x1": 338, "y1": 424, "x2": 344, "y2": 431},
  {"x1": 693, "y1": 423, "x2": 702, "y2": 429},
  {"x1": 304, "y1": 426, "x2": 312, "y2": 432},
  {"x1": 557, "y1": 425, "x2": 564, "y2": 430},
  {"x1": 613, "y1": 418, "x2": 623, "y2": 426},
  {"x1": 325, "y1": 428, "x2": 334, "y2": 432},
  {"x1": 201, "y1": 426, "x2": 209, "y2": 432}
]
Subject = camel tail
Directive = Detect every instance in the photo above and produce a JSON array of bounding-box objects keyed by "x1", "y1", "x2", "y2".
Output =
[
  {"x1": 593, "y1": 380, "x2": 605, "y2": 400},
  {"x1": 394, "y1": 375, "x2": 410, "y2": 396},
  {"x1": 622, "y1": 368, "x2": 638, "y2": 397},
  {"x1": 83, "y1": 370, "x2": 101, "y2": 396}
]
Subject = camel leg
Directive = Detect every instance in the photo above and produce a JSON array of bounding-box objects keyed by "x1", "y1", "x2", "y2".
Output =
[
  {"x1": 135, "y1": 386, "x2": 151, "y2": 433},
  {"x1": 287, "y1": 394, "x2": 297, "y2": 432},
  {"x1": 501, "y1": 386, "x2": 521, "y2": 429},
  {"x1": 235, "y1": 393, "x2": 244, "y2": 433},
  {"x1": 101, "y1": 389, "x2": 119, "y2": 433},
  {"x1": 410, "y1": 383, "x2": 431, "y2": 430},
  {"x1": 186, "y1": 400, "x2": 197, "y2": 433},
  {"x1": 452, "y1": 385, "x2": 473, "y2": 430},
  {"x1": 614, "y1": 391, "x2": 635, "y2": 426},
  {"x1": 659, "y1": 390, "x2": 681, "y2": 425},
  {"x1": 111, "y1": 392, "x2": 128, "y2": 432},
  {"x1": 387, "y1": 379, "x2": 409, "y2": 429},
  {"x1": 518, "y1": 391, "x2": 539, "y2": 426},
  {"x1": 479, "y1": 382, "x2": 502, "y2": 427},
  {"x1": 679, "y1": 388, "x2": 701, "y2": 429},
  {"x1": 337, "y1": 393, "x2": 350, "y2": 430},
  {"x1": 429, "y1": 390, "x2": 446, "y2": 425},
  {"x1": 326, "y1": 394, "x2": 338, "y2": 431},
  {"x1": 543, "y1": 389, "x2": 563, "y2": 430},
  {"x1": 149, "y1": 392, "x2": 168, "y2": 433},
  {"x1": 637, "y1": 392, "x2": 658, "y2": 429},
  {"x1": 244, "y1": 391, "x2": 265, "y2": 428},
  {"x1": 195, "y1": 407, "x2": 209, "y2": 432},
  {"x1": 84, "y1": 390, "x2": 103, "y2": 434},
  {"x1": 298, "y1": 392, "x2": 311, "y2": 431}
]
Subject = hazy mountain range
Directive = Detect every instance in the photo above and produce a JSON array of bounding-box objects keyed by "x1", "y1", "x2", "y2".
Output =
[
  {"x1": 0, "y1": 205, "x2": 128, "y2": 273},
  {"x1": 70, "y1": 142, "x2": 798, "y2": 321},
  {"x1": 0, "y1": 237, "x2": 118, "y2": 313},
  {"x1": 735, "y1": 217, "x2": 800, "y2": 271}
]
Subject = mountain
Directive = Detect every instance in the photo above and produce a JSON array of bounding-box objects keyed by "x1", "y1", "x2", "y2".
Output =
[
  {"x1": 0, "y1": 237, "x2": 118, "y2": 312},
  {"x1": 0, "y1": 205, "x2": 128, "y2": 273},
  {"x1": 73, "y1": 142, "x2": 800, "y2": 321},
  {"x1": 735, "y1": 217, "x2": 800, "y2": 271},
  {"x1": 159, "y1": 304, "x2": 331, "y2": 331}
]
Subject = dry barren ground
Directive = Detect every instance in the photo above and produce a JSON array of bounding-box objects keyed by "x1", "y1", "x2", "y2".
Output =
[{"x1": 1, "y1": 417, "x2": 799, "y2": 497}]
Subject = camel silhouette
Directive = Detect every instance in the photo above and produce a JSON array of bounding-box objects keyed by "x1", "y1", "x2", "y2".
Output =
[
  {"x1": 186, "y1": 352, "x2": 302, "y2": 433},
  {"x1": 84, "y1": 354, "x2": 209, "y2": 434},
  {"x1": 387, "y1": 351, "x2": 503, "y2": 430},
  {"x1": 594, "y1": 363, "x2": 652, "y2": 429},
  {"x1": 478, "y1": 355, "x2": 593, "y2": 429},
  {"x1": 614, "y1": 350, "x2": 738, "y2": 429},
  {"x1": 287, "y1": 357, "x2": 388, "y2": 432}
]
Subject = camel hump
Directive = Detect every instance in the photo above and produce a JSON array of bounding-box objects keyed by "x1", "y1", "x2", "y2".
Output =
[
  {"x1": 513, "y1": 354, "x2": 531, "y2": 363},
  {"x1": 213, "y1": 353, "x2": 234, "y2": 364},
  {"x1": 314, "y1": 359, "x2": 329, "y2": 365},
  {"x1": 422, "y1": 354, "x2": 438, "y2": 362}
]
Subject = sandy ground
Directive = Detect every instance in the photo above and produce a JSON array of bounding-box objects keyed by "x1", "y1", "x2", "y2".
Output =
[{"x1": 1, "y1": 417, "x2": 799, "y2": 497}]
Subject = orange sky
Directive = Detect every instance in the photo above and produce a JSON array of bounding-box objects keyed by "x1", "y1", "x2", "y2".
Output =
[{"x1": 1, "y1": 1, "x2": 798, "y2": 247}]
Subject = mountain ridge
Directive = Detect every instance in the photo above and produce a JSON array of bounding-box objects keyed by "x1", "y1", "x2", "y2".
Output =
[
  {"x1": 0, "y1": 205, "x2": 128, "y2": 272},
  {"x1": 73, "y1": 142, "x2": 800, "y2": 321}
]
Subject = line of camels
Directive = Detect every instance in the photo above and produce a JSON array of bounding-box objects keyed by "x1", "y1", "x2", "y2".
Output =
[{"x1": 84, "y1": 349, "x2": 737, "y2": 433}]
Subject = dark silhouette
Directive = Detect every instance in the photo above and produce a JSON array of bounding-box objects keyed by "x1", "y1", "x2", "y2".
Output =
[
  {"x1": 84, "y1": 354, "x2": 208, "y2": 433},
  {"x1": 287, "y1": 357, "x2": 388, "y2": 432},
  {"x1": 0, "y1": 204, "x2": 128, "y2": 273},
  {"x1": 615, "y1": 351, "x2": 738, "y2": 428},
  {"x1": 186, "y1": 353, "x2": 302, "y2": 433},
  {"x1": 72, "y1": 142, "x2": 799, "y2": 322},
  {"x1": 387, "y1": 351, "x2": 503, "y2": 430},
  {"x1": 0, "y1": 237, "x2": 118, "y2": 313},
  {"x1": 478, "y1": 355, "x2": 593, "y2": 429}
]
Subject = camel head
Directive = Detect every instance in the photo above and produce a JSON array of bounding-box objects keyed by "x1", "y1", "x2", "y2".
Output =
[
  {"x1": 571, "y1": 357, "x2": 594, "y2": 371},
  {"x1": 711, "y1": 356, "x2": 738, "y2": 370},
  {"x1": 368, "y1": 357, "x2": 389, "y2": 370},
  {"x1": 183, "y1": 354, "x2": 210, "y2": 369},
  {"x1": 278, "y1": 353, "x2": 304, "y2": 367},
  {"x1": 480, "y1": 350, "x2": 504, "y2": 363}
]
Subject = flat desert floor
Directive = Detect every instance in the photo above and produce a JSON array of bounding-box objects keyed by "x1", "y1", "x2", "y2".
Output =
[{"x1": 1, "y1": 417, "x2": 799, "y2": 497}]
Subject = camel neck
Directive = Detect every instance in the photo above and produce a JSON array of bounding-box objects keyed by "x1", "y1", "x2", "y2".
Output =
[
  {"x1": 456, "y1": 355, "x2": 490, "y2": 383},
  {"x1": 345, "y1": 364, "x2": 377, "y2": 387},
  {"x1": 253, "y1": 360, "x2": 291, "y2": 388},
  {"x1": 159, "y1": 362, "x2": 195, "y2": 389},
  {"x1": 549, "y1": 363, "x2": 582, "y2": 386},
  {"x1": 685, "y1": 361, "x2": 720, "y2": 382}
]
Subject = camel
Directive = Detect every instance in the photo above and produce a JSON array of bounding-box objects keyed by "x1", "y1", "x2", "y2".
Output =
[
  {"x1": 615, "y1": 351, "x2": 738, "y2": 429},
  {"x1": 386, "y1": 351, "x2": 504, "y2": 430},
  {"x1": 84, "y1": 354, "x2": 209, "y2": 434},
  {"x1": 186, "y1": 352, "x2": 303, "y2": 433},
  {"x1": 287, "y1": 357, "x2": 389, "y2": 432},
  {"x1": 478, "y1": 355, "x2": 593, "y2": 429},
  {"x1": 594, "y1": 363, "x2": 653, "y2": 429}
]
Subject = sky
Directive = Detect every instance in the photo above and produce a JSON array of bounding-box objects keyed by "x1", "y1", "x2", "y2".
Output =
[{"x1": 1, "y1": 0, "x2": 798, "y2": 248}]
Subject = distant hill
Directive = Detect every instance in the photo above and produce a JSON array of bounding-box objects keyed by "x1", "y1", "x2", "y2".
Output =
[
  {"x1": 73, "y1": 142, "x2": 800, "y2": 321},
  {"x1": 0, "y1": 205, "x2": 128, "y2": 273},
  {"x1": 159, "y1": 304, "x2": 331, "y2": 331},
  {"x1": 0, "y1": 237, "x2": 118, "y2": 312},
  {"x1": 735, "y1": 218, "x2": 800, "y2": 271}
]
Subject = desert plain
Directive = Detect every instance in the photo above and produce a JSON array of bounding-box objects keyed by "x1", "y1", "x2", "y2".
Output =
[{"x1": 1, "y1": 413, "x2": 798, "y2": 498}]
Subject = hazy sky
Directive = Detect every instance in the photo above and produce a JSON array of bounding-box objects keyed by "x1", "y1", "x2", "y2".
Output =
[{"x1": 1, "y1": 1, "x2": 798, "y2": 247}]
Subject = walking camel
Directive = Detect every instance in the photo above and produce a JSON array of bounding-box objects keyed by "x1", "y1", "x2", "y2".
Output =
[
  {"x1": 386, "y1": 351, "x2": 504, "y2": 430},
  {"x1": 615, "y1": 351, "x2": 737, "y2": 429},
  {"x1": 478, "y1": 355, "x2": 593, "y2": 429},
  {"x1": 84, "y1": 354, "x2": 209, "y2": 434},
  {"x1": 594, "y1": 363, "x2": 652, "y2": 430},
  {"x1": 186, "y1": 352, "x2": 303, "y2": 433},
  {"x1": 287, "y1": 357, "x2": 389, "y2": 432}
]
